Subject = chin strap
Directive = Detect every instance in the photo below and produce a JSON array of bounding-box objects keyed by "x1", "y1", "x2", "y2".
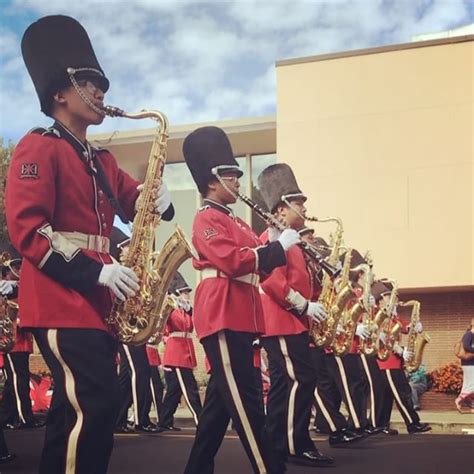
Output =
[{"x1": 67, "y1": 67, "x2": 106, "y2": 117}]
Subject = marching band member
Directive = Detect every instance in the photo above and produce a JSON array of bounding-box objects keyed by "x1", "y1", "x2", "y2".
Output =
[
  {"x1": 298, "y1": 231, "x2": 364, "y2": 446},
  {"x1": 6, "y1": 15, "x2": 173, "y2": 473},
  {"x1": 0, "y1": 245, "x2": 43, "y2": 429},
  {"x1": 257, "y1": 164, "x2": 334, "y2": 468},
  {"x1": 375, "y1": 283, "x2": 431, "y2": 434},
  {"x1": 158, "y1": 272, "x2": 202, "y2": 431},
  {"x1": 183, "y1": 126, "x2": 298, "y2": 474}
]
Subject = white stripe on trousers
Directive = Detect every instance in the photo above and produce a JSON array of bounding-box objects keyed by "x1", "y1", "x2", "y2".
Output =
[
  {"x1": 150, "y1": 379, "x2": 158, "y2": 419},
  {"x1": 47, "y1": 329, "x2": 84, "y2": 474},
  {"x1": 386, "y1": 369, "x2": 413, "y2": 424},
  {"x1": 334, "y1": 356, "x2": 360, "y2": 429},
  {"x1": 313, "y1": 387, "x2": 337, "y2": 433},
  {"x1": 278, "y1": 336, "x2": 298, "y2": 455},
  {"x1": 217, "y1": 332, "x2": 267, "y2": 474},
  {"x1": 123, "y1": 345, "x2": 139, "y2": 425},
  {"x1": 360, "y1": 354, "x2": 376, "y2": 428},
  {"x1": 6, "y1": 354, "x2": 26, "y2": 424},
  {"x1": 176, "y1": 368, "x2": 199, "y2": 426}
]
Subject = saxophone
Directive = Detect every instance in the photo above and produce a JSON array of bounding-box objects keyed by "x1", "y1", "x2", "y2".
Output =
[
  {"x1": 103, "y1": 106, "x2": 193, "y2": 344},
  {"x1": 377, "y1": 280, "x2": 400, "y2": 361},
  {"x1": 398, "y1": 300, "x2": 431, "y2": 372},
  {"x1": 332, "y1": 264, "x2": 372, "y2": 357},
  {"x1": 0, "y1": 252, "x2": 18, "y2": 352},
  {"x1": 147, "y1": 294, "x2": 178, "y2": 345},
  {"x1": 309, "y1": 218, "x2": 347, "y2": 347}
]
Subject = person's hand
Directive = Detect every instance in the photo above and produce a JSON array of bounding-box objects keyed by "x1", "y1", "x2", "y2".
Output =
[
  {"x1": 306, "y1": 302, "x2": 327, "y2": 323},
  {"x1": 379, "y1": 331, "x2": 387, "y2": 344},
  {"x1": 355, "y1": 324, "x2": 370, "y2": 340},
  {"x1": 268, "y1": 227, "x2": 281, "y2": 243},
  {"x1": 414, "y1": 322, "x2": 423, "y2": 334},
  {"x1": 0, "y1": 280, "x2": 17, "y2": 296},
  {"x1": 402, "y1": 347, "x2": 413, "y2": 362},
  {"x1": 335, "y1": 323, "x2": 344, "y2": 335},
  {"x1": 393, "y1": 343, "x2": 403, "y2": 356},
  {"x1": 155, "y1": 182, "x2": 171, "y2": 214},
  {"x1": 278, "y1": 229, "x2": 300, "y2": 251},
  {"x1": 98, "y1": 263, "x2": 139, "y2": 301}
]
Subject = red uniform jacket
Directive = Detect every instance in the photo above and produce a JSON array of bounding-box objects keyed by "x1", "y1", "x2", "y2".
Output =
[
  {"x1": 146, "y1": 345, "x2": 162, "y2": 367},
  {"x1": 5, "y1": 125, "x2": 139, "y2": 331},
  {"x1": 163, "y1": 308, "x2": 197, "y2": 369},
  {"x1": 377, "y1": 317, "x2": 410, "y2": 370},
  {"x1": 192, "y1": 202, "x2": 267, "y2": 340},
  {"x1": 260, "y1": 230, "x2": 315, "y2": 337}
]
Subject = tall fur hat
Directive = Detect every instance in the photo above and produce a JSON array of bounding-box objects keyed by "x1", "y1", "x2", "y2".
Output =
[
  {"x1": 257, "y1": 163, "x2": 306, "y2": 213},
  {"x1": 21, "y1": 15, "x2": 109, "y2": 114},
  {"x1": 183, "y1": 126, "x2": 243, "y2": 194}
]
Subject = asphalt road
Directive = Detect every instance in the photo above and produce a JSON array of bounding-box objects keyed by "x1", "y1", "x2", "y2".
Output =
[{"x1": 3, "y1": 428, "x2": 474, "y2": 473}]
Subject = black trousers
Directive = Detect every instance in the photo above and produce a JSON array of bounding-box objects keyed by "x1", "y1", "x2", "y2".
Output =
[
  {"x1": 33, "y1": 328, "x2": 119, "y2": 474},
  {"x1": 184, "y1": 330, "x2": 284, "y2": 474},
  {"x1": 160, "y1": 367, "x2": 201, "y2": 427},
  {"x1": 0, "y1": 352, "x2": 34, "y2": 425},
  {"x1": 146, "y1": 365, "x2": 164, "y2": 424},
  {"x1": 116, "y1": 344, "x2": 152, "y2": 427},
  {"x1": 322, "y1": 353, "x2": 370, "y2": 431},
  {"x1": 377, "y1": 368, "x2": 421, "y2": 428},
  {"x1": 310, "y1": 347, "x2": 348, "y2": 434},
  {"x1": 359, "y1": 354, "x2": 387, "y2": 429},
  {"x1": 263, "y1": 333, "x2": 317, "y2": 457}
]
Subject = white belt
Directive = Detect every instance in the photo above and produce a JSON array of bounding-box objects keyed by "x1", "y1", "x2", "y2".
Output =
[
  {"x1": 200, "y1": 268, "x2": 260, "y2": 288},
  {"x1": 58, "y1": 231, "x2": 110, "y2": 253},
  {"x1": 169, "y1": 332, "x2": 192, "y2": 338}
]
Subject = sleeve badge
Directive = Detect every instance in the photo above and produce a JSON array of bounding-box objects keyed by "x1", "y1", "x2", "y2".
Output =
[{"x1": 20, "y1": 163, "x2": 39, "y2": 179}]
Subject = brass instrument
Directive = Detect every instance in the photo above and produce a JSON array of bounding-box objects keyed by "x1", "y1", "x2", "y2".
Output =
[
  {"x1": 398, "y1": 300, "x2": 431, "y2": 372},
  {"x1": 377, "y1": 280, "x2": 400, "y2": 361},
  {"x1": 0, "y1": 252, "x2": 18, "y2": 351},
  {"x1": 332, "y1": 264, "x2": 372, "y2": 356},
  {"x1": 103, "y1": 106, "x2": 193, "y2": 344},
  {"x1": 309, "y1": 219, "x2": 348, "y2": 347},
  {"x1": 147, "y1": 295, "x2": 178, "y2": 345},
  {"x1": 211, "y1": 180, "x2": 341, "y2": 279}
]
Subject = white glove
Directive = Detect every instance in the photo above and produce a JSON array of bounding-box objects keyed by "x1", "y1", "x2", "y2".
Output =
[
  {"x1": 306, "y1": 302, "x2": 327, "y2": 323},
  {"x1": 98, "y1": 263, "x2": 139, "y2": 301},
  {"x1": 155, "y1": 182, "x2": 171, "y2": 215},
  {"x1": 402, "y1": 347, "x2": 413, "y2": 362},
  {"x1": 393, "y1": 343, "x2": 403, "y2": 356},
  {"x1": 414, "y1": 322, "x2": 423, "y2": 334},
  {"x1": 391, "y1": 306, "x2": 398, "y2": 317},
  {"x1": 336, "y1": 324, "x2": 344, "y2": 335},
  {"x1": 379, "y1": 331, "x2": 387, "y2": 344},
  {"x1": 355, "y1": 324, "x2": 370, "y2": 340},
  {"x1": 180, "y1": 298, "x2": 192, "y2": 312},
  {"x1": 278, "y1": 228, "x2": 300, "y2": 251},
  {"x1": 0, "y1": 280, "x2": 17, "y2": 296},
  {"x1": 268, "y1": 227, "x2": 281, "y2": 243}
]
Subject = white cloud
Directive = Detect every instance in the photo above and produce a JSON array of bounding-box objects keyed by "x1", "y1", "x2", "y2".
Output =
[{"x1": 1, "y1": 0, "x2": 471, "y2": 142}]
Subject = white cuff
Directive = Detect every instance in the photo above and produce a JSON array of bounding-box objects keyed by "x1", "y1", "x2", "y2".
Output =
[{"x1": 285, "y1": 288, "x2": 308, "y2": 314}]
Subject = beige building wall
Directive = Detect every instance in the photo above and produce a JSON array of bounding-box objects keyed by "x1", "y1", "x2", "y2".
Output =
[{"x1": 276, "y1": 36, "x2": 474, "y2": 289}]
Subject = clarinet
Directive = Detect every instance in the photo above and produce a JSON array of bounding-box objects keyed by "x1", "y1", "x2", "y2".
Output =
[{"x1": 236, "y1": 192, "x2": 341, "y2": 279}]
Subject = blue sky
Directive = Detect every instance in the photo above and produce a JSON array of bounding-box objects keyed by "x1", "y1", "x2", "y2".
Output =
[{"x1": 1, "y1": 0, "x2": 472, "y2": 143}]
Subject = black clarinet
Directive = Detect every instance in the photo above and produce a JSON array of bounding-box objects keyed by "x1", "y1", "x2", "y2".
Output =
[{"x1": 236, "y1": 191, "x2": 341, "y2": 279}]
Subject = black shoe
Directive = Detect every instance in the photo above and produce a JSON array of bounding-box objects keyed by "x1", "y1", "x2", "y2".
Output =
[
  {"x1": 309, "y1": 426, "x2": 323, "y2": 434},
  {"x1": 0, "y1": 453, "x2": 17, "y2": 464},
  {"x1": 22, "y1": 419, "x2": 46, "y2": 429},
  {"x1": 287, "y1": 450, "x2": 335, "y2": 467},
  {"x1": 115, "y1": 425, "x2": 135, "y2": 434},
  {"x1": 364, "y1": 426, "x2": 384, "y2": 436},
  {"x1": 329, "y1": 429, "x2": 366, "y2": 447},
  {"x1": 407, "y1": 422, "x2": 431, "y2": 434},
  {"x1": 135, "y1": 424, "x2": 159, "y2": 433},
  {"x1": 381, "y1": 426, "x2": 398, "y2": 435},
  {"x1": 157, "y1": 425, "x2": 181, "y2": 432}
]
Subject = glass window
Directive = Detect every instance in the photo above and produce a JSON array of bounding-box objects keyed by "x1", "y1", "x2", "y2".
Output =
[
  {"x1": 250, "y1": 153, "x2": 276, "y2": 235},
  {"x1": 163, "y1": 162, "x2": 196, "y2": 191}
]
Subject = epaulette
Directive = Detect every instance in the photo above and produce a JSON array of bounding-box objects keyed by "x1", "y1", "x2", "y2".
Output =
[{"x1": 29, "y1": 126, "x2": 61, "y2": 138}]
